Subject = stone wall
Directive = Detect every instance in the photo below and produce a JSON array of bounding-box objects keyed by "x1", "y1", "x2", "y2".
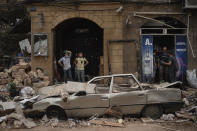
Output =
[{"x1": 28, "y1": 3, "x2": 123, "y2": 82}]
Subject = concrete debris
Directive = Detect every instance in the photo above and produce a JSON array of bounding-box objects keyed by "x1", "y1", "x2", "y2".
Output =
[
  {"x1": 20, "y1": 86, "x2": 35, "y2": 99},
  {"x1": 0, "y1": 113, "x2": 37, "y2": 129},
  {"x1": 160, "y1": 114, "x2": 175, "y2": 121},
  {"x1": 89, "y1": 119, "x2": 125, "y2": 127},
  {"x1": 88, "y1": 113, "x2": 99, "y2": 121},
  {"x1": 175, "y1": 112, "x2": 196, "y2": 121},
  {"x1": 118, "y1": 119, "x2": 123, "y2": 124},
  {"x1": 183, "y1": 98, "x2": 190, "y2": 106},
  {"x1": 0, "y1": 59, "x2": 49, "y2": 96},
  {"x1": 0, "y1": 101, "x2": 15, "y2": 117},
  {"x1": 41, "y1": 115, "x2": 49, "y2": 123},
  {"x1": 141, "y1": 117, "x2": 154, "y2": 123}
]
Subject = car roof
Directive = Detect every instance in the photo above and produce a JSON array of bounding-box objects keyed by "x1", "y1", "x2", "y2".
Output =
[{"x1": 93, "y1": 73, "x2": 135, "y2": 78}]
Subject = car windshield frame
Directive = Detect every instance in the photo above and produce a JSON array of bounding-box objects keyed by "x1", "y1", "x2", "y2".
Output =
[{"x1": 88, "y1": 74, "x2": 143, "y2": 94}]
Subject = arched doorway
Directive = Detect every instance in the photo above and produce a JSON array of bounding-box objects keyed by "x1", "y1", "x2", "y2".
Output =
[
  {"x1": 140, "y1": 17, "x2": 187, "y2": 83},
  {"x1": 54, "y1": 18, "x2": 103, "y2": 82}
]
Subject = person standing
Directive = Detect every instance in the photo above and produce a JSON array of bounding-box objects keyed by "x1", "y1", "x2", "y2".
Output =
[
  {"x1": 74, "y1": 52, "x2": 88, "y2": 82},
  {"x1": 168, "y1": 52, "x2": 178, "y2": 83},
  {"x1": 58, "y1": 50, "x2": 73, "y2": 83},
  {"x1": 159, "y1": 46, "x2": 171, "y2": 82}
]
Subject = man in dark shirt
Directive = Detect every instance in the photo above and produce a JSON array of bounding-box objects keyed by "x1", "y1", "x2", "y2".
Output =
[
  {"x1": 159, "y1": 47, "x2": 172, "y2": 82},
  {"x1": 168, "y1": 52, "x2": 178, "y2": 83}
]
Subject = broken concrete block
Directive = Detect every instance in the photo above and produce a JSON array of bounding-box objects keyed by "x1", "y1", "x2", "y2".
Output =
[
  {"x1": 14, "y1": 120, "x2": 23, "y2": 128},
  {"x1": 37, "y1": 69, "x2": 44, "y2": 78},
  {"x1": 0, "y1": 72, "x2": 9, "y2": 79},
  {"x1": 41, "y1": 115, "x2": 49, "y2": 123},
  {"x1": 175, "y1": 112, "x2": 196, "y2": 121},
  {"x1": 141, "y1": 117, "x2": 154, "y2": 123},
  {"x1": 0, "y1": 78, "x2": 9, "y2": 85},
  {"x1": 33, "y1": 81, "x2": 50, "y2": 88},
  {"x1": 18, "y1": 62, "x2": 30, "y2": 70},
  {"x1": 42, "y1": 76, "x2": 49, "y2": 81},
  {"x1": 1, "y1": 121, "x2": 6, "y2": 128},
  {"x1": 7, "y1": 113, "x2": 37, "y2": 128},
  {"x1": 24, "y1": 77, "x2": 32, "y2": 86},
  {"x1": 0, "y1": 101, "x2": 15, "y2": 117}
]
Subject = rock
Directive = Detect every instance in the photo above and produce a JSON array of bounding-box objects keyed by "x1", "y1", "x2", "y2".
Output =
[
  {"x1": 42, "y1": 76, "x2": 49, "y2": 81},
  {"x1": 49, "y1": 118, "x2": 59, "y2": 128},
  {"x1": 0, "y1": 72, "x2": 9, "y2": 79},
  {"x1": 141, "y1": 117, "x2": 154, "y2": 123},
  {"x1": 41, "y1": 115, "x2": 49, "y2": 123},
  {"x1": 24, "y1": 77, "x2": 32, "y2": 86},
  {"x1": 175, "y1": 112, "x2": 196, "y2": 121},
  {"x1": 14, "y1": 120, "x2": 23, "y2": 128},
  {"x1": 7, "y1": 113, "x2": 37, "y2": 129},
  {"x1": 118, "y1": 119, "x2": 123, "y2": 124},
  {"x1": 183, "y1": 98, "x2": 189, "y2": 106},
  {"x1": 33, "y1": 81, "x2": 50, "y2": 88},
  {"x1": 37, "y1": 69, "x2": 45, "y2": 79},
  {"x1": 1, "y1": 121, "x2": 6, "y2": 128},
  {"x1": 0, "y1": 101, "x2": 16, "y2": 116},
  {"x1": 160, "y1": 114, "x2": 175, "y2": 121}
]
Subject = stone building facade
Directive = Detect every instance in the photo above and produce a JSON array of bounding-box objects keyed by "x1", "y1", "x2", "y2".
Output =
[{"x1": 25, "y1": 0, "x2": 197, "y2": 83}]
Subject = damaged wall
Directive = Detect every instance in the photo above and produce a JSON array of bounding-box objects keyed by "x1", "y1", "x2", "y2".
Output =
[{"x1": 26, "y1": 1, "x2": 197, "y2": 82}]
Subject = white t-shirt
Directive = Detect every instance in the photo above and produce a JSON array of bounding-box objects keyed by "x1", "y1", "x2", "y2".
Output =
[{"x1": 58, "y1": 56, "x2": 71, "y2": 71}]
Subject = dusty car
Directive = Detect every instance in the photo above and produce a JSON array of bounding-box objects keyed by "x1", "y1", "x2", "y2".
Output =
[{"x1": 27, "y1": 74, "x2": 183, "y2": 119}]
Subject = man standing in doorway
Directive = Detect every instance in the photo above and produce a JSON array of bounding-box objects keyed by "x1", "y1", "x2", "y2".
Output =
[
  {"x1": 159, "y1": 46, "x2": 171, "y2": 82},
  {"x1": 75, "y1": 52, "x2": 88, "y2": 82},
  {"x1": 168, "y1": 52, "x2": 178, "y2": 83},
  {"x1": 58, "y1": 50, "x2": 73, "y2": 83}
]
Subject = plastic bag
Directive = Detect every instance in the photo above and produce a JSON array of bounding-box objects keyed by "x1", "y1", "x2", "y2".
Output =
[{"x1": 186, "y1": 69, "x2": 197, "y2": 88}]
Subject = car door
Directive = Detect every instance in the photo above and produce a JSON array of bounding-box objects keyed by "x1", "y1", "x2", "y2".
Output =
[
  {"x1": 110, "y1": 75, "x2": 147, "y2": 115},
  {"x1": 64, "y1": 76, "x2": 112, "y2": 117}
]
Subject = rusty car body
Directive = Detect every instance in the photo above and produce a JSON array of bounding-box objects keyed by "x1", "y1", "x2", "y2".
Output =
[{"x1": 27, "y1": 74, "x2": 183, "y2": 119}]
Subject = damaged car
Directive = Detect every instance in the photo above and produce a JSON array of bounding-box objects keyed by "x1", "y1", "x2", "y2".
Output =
[{"x1": 25, "y1": 74, "x2": 183, "y2": 119}]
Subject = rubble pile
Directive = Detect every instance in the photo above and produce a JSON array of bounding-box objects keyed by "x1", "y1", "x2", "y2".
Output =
[
  {"x1": 0, "y1": 59, "x2": 50, "y2": 99},
  {"x1": 175, "y1": 88, "x2": 197, "y2": 122},
  {"x1": 42, "y1": 117, "x2": 126, "y2": 129}
]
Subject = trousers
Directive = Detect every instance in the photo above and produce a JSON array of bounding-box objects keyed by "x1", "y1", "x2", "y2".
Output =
[{"x1": 64, "y1": 68, "x2": 73, "y2": 83}]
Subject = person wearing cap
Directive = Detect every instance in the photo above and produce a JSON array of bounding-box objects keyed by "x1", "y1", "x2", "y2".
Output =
[{"x1": 58, "y1": 50, "x2": 73, "y2": 83}]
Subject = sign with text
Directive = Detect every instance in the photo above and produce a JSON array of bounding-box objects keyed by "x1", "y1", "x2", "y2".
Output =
[
  {"x1": 175, "y1": 35, "x2": 187, "y2": 82},
  {"x1": 142, "y1": 35, "x2": 153, "y2": 83}
]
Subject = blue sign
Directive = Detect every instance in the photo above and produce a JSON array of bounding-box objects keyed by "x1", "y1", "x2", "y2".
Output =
[
  {"x1": 142, "y1": 36, "x2": 153, "y2": 83},
  {"x1": 175, "y1": 35, "x2": 187, "y2": 82}
]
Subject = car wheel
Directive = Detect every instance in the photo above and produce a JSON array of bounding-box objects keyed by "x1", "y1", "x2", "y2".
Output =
[
  {"x1": 142, "y1": 105, "x2": 163, "y2": 119},
  {"x1": 46, "y1": 106, "x2": 66, "y2": 120}
]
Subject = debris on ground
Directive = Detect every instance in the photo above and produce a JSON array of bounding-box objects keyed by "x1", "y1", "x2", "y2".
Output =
[
  {"x1": 0, "y1": 59, "x2": 49, "y2": 99},
  {"x1": 141, "y1": 117, "x2": 154, "y2": 123},
  {"x1": 89, "y1": 119, "x2": 125, "y2": 127},
  {"x1": 160, "y1": 114, "x2": 175, "y2": 121},
  {"x1": 0, "y1": 101, "x2": 16, "y2": 116},
  {"x1": 0, "y1": 59, "x2": 197, "y2": 129}
]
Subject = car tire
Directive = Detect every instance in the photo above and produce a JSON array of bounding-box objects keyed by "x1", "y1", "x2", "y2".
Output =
[
  {"x1": 46, "y1": 106, "x2": 66, "y2": 120},
  {"x1": 141, "y1": 105, "x2": 163, "y2": 119}
]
